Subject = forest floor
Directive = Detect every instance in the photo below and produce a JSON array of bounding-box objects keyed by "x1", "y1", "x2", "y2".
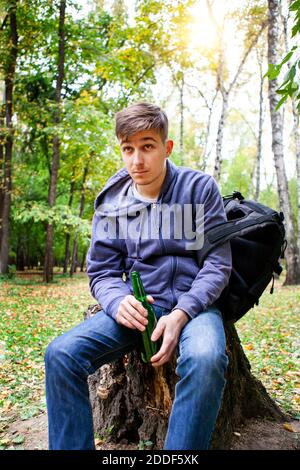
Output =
[
  {"x1": 0, "y1": 271, "x2": 299, "y2": 451},
  {"x1": 1, "y1": 411, "x2": 300, "y2": 450}
]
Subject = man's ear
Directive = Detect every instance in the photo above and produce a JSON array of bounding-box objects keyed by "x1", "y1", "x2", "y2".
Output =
[{"x1": 166, "y1": 139, "x2": 174, "y2": 157}]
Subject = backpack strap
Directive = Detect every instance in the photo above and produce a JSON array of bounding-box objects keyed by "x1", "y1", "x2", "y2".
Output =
[{"x1": 198, "y1": 213, "x2": 282, "y2": 265}]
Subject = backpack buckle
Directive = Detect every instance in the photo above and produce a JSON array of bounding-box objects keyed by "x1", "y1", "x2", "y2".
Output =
[{"x1": 232, "y1": 191, "x2": 244, "y2": 201}]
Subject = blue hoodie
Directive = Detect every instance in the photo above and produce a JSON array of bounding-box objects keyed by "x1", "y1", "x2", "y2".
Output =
[{"x1": 86, "y1": 159, "x2": 232, "y2": 320}]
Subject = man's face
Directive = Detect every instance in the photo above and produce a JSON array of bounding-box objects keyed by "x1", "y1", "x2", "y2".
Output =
[{"x1": 119, "y1": 129, "x2": 173, "y2": 189}]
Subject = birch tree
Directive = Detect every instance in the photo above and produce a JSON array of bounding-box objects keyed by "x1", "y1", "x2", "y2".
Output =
[
  {"x1": 206, "y1": 0, "x2": 267, "y2": 181},
  {"x1": 267, "y1": 0, "x2": 300, "y2": 284},
  {"x1": 254, "y1": 47, "x2": 266, "y2": 201},
  {"x1": 281, "y1": 0, "x2": 300, "y2": 281}
]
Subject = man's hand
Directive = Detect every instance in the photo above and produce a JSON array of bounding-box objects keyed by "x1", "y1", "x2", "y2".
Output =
[
  {"x1": 150, "y1": 309, "x2": 189, "y2": 368},
  {"x1": 116, "y1": 294, "x2": 154, "y2": 331}
]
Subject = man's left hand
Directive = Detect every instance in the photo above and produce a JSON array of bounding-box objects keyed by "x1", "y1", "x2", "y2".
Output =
[{"x1": 150, "y1": 309, "x2": 189, "y2": 367}]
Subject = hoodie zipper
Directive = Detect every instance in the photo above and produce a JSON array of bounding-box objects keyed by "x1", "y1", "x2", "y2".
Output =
[{"x1": 155, "y1": 201, "x2": 177, "y2": 303}]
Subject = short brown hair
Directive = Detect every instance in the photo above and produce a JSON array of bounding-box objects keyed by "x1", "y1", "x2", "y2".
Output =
[{"x1": 115, "y1": 102, "x2": 168, "y2": 142}]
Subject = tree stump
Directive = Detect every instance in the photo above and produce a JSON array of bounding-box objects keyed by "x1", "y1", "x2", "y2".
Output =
[{"x1": 85, "y1": 304, "x2": 286, "y2": 449}]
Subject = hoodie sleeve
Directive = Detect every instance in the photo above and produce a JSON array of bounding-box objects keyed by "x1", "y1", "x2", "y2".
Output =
[
  {"x1": 172, "y1": 176, "x2": 232, "y2": 319},
  {"x1": 86, "y1": 211, "x2": 131, "y2": 320}
]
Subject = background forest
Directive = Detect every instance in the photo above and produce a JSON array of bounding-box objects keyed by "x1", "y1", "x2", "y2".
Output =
[
  {"x1": 0, "y1": 0, "x2": 300, "y2": 451},
  {"x1": 0, "y1": 0, "x2": 299, "y2": 284}
]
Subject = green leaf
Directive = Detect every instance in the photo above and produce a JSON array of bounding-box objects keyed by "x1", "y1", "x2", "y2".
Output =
[
  {"x1": 12, "y1": 436, "x2": 25, "y2": 445},
  {"x1": 275, "y1": 95, "x2": 288, "y2": 111},
  {"x1": 290, "y1": 0, "x2": 300, "y2": 12},
  {"x1": 264, "y1": 63, "x2": 280, "y2": 80},
  {"x1": 280, "y1": 49, "x2": 296, "y2": 67}
]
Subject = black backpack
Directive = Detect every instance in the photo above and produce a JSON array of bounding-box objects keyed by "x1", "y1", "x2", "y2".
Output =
[{"x1": 199, "y1": 191, "x2": 286, "y2": 323}]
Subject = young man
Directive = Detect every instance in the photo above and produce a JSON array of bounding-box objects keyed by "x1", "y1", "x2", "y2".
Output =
[{"x1": 45, "y1": 102, "x2": 232, "y2": 450}]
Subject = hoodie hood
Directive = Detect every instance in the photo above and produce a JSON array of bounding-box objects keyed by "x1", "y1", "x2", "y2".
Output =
[{"x1": 94, "y1": 159, "x2": 179, "y2": 217}]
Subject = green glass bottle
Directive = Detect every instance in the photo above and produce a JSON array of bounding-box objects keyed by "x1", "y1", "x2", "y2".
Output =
[{"x1": 131, "y1": 271, "x2": 161, "y2": 363}]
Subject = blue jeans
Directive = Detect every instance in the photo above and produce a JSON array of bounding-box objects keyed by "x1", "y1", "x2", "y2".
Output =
[{"x1": 44, "y1": 304, "x2": 228, "y2": 450}]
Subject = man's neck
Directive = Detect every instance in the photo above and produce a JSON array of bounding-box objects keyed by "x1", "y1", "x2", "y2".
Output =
[{"x1": 135, "y1": 166, "x2": 167, "y2": 200}]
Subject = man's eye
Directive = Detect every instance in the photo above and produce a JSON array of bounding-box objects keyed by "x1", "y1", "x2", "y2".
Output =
[
  {"x1": 144, "y1": 144, "x2": 153, "y2": 149},
  {"x1": 122, "y1": 147, "x2": 132, "y2": 152}
]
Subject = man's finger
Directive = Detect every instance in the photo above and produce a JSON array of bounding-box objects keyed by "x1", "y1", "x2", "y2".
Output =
[
  {"x1": 123, "y1": 303, "x2": 148, "y2": 326},
  {"x1": 151, "y1": 343, "x2": 168, "y2": 362},
  {"x1": 151, "y1": 353, "x2": 169, "y2": 367},
  {"x1": 117, "y1": 313, "x2": 136, "y2": 330},
  {"x1": 147, "y1": 295, "x2": 154, "y2": 303},
  {"x1": 122, "y1": 310, "x2": 147, "y2": 331},
  {"x1": 127, "y1": 296, "x2": 148, "y2": 316},
  {"x1": 151, "y1": 321, "x2": 164, "y2": 341}
]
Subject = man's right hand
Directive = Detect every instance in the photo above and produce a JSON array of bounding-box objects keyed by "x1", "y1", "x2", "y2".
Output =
[{"x1": 115, "y1": 294, "x2": 154, "y2": 331}]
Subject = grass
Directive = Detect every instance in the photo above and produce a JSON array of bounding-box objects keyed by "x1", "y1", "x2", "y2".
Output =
[
  {"x1": 235, "y1": 279, "x2": 300, "y2": 417},
  {"x1": 0, "y1": 272, "x2": 94, "y2": 423},
  {"x1": 0, "y1": 272, "x2": 299, "y2": 428}
]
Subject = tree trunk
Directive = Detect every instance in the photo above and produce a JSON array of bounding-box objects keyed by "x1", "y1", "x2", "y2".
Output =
[
  {"x1": 63, "y1": 175, "x2": 76, "y2": 274},
  {"x1": 197, "y1": 89, "x2": 218, "y2": 172},
  {"x1": 293, "y1": 104, "x2": 300, "y2": 275},
  {"x1": 80, "y1": 248, "x2": 87, "y2": 272},
  {"x1": 179, "y1": 74, "x2": 184, "y2": 166},
  {"x1": 70, "y1": 238, "x2": 78, "y2": 276},
  {"x1": 267, "y1": 0, "x2": 300, "y2": 285},
  {"x1": 0, "y1": 133, "x2": 4, "y2": 248},
  {"x1": 70, "y1": 162, "x2": 89, "y2": 277},
  {"x1": 85, "y1": 305, "x2": 285, "y2": 449},
  {"x1": 0, "y1": 2, "x2": 18, "y2": 274},
  {"x1": 254, "y1": 50, "x2": 265, "y2": 201},
  {"x1": 281, "y1": 0, "x2": 300, "y2": 280},
  {"x1": 0, "y1": 90, "x2": 5, "y2": 246},
  {"x1": 214, "y1": 90, "x2": 229, "y2": 181},
  {"x1": 43, "y1": 0, "x2": 66, "y2": 282}
]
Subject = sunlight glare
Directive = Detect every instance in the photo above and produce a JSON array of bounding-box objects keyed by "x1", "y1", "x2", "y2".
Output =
[{"x1": 188, "y1": 1, "x2": 226, "y2": 51}]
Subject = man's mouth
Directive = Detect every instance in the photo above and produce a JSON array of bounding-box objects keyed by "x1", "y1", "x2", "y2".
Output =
[{"x1": 133, "y1": 170, "x2": 148, "y2": 174}]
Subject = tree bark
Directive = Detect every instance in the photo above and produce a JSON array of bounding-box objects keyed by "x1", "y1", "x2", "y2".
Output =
[
  {"x1": 80, "y1": 248, "x2": 87, "y2": 272},
  {"x1": 179, "y1": 74, "x2": 184, "y2": 166},
  {"x1": 214, "y1": 90, "x2": 229, "y2": 181},
  {"x1": 0, "y1": 1, "x2": 18, "y2": 274},
  {"x1": 281, "y1": 0, "x2": 300, "y2": 280},
  {"x1": 0, "y1": 127, "x2": 4, "y2": 248},
  {"x1": 85, "y1": 305, "x2": 286, "y2": 449},
  {"x1": 267, "y1": 0, "x2": 300, "y2": 284},
  {"x1": 254, "y1": 50, "x2": 265, "y2": 201},
  {"x1": 43, "y1": 0, "x2": 66, "y2": 282},
  {"x1": 70, "y1": 162, "x2": 89, "y2": 277},
  {"x1": 0, "y1": 86, "x2": 5, "y2": 246},
  {"x1": 293, "y1": 104, "x2": 300, "y2": 276},
  {"x1": 197, "y1": 89, "x2": 218, "y2": 172},
  {"x1": 63, "y1": 175, "x2": 76, "y2": 274}
]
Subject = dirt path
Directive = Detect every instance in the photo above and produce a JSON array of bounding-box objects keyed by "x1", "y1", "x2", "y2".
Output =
[{"x1": 1, "y1": 412, "x2": 299, "y2": 450}]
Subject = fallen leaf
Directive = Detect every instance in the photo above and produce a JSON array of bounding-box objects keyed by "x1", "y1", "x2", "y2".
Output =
[
  {"x1": 0, "y1": 438, "x2": 10, "y2": 446},
  {"x1": 283, "y1": 423, "x2": 295, "y2": 433},
  {"x1": 12, "y1": 435, "x2": 25, "y2": 444},
  {"x1": 95, "y1": 438, "x2": 104, "y2": 446}
]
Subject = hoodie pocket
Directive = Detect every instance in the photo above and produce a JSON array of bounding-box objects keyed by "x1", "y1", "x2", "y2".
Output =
[{"x1": 174, "y1": 256, "x2": 198, "y2": 293}]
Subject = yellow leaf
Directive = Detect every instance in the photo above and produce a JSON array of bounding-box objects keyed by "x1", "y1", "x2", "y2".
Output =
[
  {"x1": 282, "y1": 423, "x2": 295, "y2": 432},
  {"x1": 95, "y1": 438, "x2": 104, "y2": 446}
]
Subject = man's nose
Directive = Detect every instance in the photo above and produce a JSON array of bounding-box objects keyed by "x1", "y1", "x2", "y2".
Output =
[{"x1": 132, "y1": 150, "x2": 144, "y2": 165}]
